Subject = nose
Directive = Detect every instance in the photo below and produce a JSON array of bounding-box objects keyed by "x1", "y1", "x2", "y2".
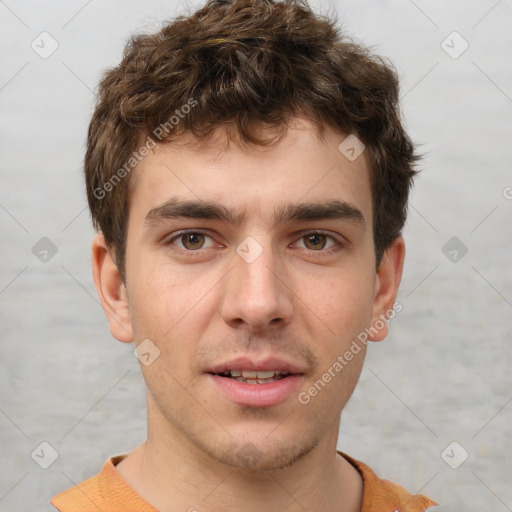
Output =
[{"x1": 220, "y1": 238, "x2": 294, "y2": 333}]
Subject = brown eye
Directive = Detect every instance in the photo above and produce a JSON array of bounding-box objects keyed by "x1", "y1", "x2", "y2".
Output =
[
  {"x1": 167, "y1": 231, "x2": 218, "y2": 255},
  {"x1": 303, "y1": 233, "x2": 328, "y2": 250},
  {"x1": 180, "y1": 232, "x2": 206, "y2": 250}
]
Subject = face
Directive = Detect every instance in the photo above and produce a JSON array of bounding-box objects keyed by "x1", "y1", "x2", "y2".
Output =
[{"x1": 96, "y1": 118, "x2": 403, "y2": 471}]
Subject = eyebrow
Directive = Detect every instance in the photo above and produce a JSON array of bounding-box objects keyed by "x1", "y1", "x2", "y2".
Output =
[{"x1": 144, "y1": 197, "x2": 365, "y2": 229}]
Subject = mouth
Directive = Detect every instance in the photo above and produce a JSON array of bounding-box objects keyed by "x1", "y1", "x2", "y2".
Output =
[
  {"x1": 212, "y1": 369, "x2": 293, "y2": 384},
  {"x1": 205, "y1": 357, "x2": 305, "y2": 407}
]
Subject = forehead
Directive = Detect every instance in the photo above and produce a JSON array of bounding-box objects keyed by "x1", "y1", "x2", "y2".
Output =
[{"x1": 129, "y1": 119, "x2": 373, "y2": 228}]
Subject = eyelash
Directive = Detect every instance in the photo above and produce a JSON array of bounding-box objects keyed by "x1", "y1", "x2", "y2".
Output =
[{"x1": 165, "y1": 230, "x2": 344, "y2": 257}]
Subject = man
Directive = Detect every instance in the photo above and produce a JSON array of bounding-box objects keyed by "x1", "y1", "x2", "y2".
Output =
[{"x1": 51, "y1": 0, "x2": 438, "y2": 510}]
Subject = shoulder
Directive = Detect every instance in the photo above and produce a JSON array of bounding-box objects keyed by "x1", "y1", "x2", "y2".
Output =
[
  {"x1": 50, "y1": 456, "x2": 157, "y2": 512},
  {"x1": 50, "y1": 470, "x2": 103, "y2": 511},
  {"x1": 338, "y1": 451, "x2": 439, "y2": 512}
]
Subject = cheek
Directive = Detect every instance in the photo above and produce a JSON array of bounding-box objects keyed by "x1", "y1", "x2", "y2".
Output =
[
  {"x1": 128, "y1": 264, "x2": 214, "y2": 390},
  {"x1": 308, "y1": 270, "x2": 375, "y2": 340},
  {"x1": 129, "y1": 262, "x2": 200, "y2": 337},
  {"x1": 299, "y1": 341, "x2": 367, "y2": 418},
  {"x1": 296, "y1": 269, "x2": 374, "y2": 408}
]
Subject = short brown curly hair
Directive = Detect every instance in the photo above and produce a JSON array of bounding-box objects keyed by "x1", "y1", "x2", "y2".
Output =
[{"x1": 85, "y1": 0, "x2": 419, "y2": 281}]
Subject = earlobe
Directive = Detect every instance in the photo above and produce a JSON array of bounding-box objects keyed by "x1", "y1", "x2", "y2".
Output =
[
  {"x1": 368, "y1": 236, "x2": 405, "y2": 342},
  {"x1": 91, "y1": 233, "x2": 134, "y2": 343}
]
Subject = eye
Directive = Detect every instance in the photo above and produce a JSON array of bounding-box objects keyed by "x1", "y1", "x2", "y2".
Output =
[
  {"x1": 169, "y1": 231, "x2": 216, "y2": 251},
  {"x1": 294, "y1": 232, "x2": 339, "y2": 251}
]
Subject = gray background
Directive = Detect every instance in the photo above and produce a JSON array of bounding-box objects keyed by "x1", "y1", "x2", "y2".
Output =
[{"x1": 1, "y1": 0, "x2": 511, "y2": 510}]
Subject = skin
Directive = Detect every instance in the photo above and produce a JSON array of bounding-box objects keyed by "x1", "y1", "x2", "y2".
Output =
[{"x1": 92, "y1": 117, "x2": 405, "y2": 512}]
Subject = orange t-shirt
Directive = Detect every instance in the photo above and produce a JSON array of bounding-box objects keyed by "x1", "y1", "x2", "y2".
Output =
[{"x1": 51, "y1": 451, "x2": 438, "y2": 511}]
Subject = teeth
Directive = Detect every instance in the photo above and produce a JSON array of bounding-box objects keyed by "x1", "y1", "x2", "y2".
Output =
[
  {"x1": 253, "y1": 370, "x2": 275, "y2": 379},
  {"x1": 218, "y1": 370, "x2": 292, "y2": 383},
  {"x1": 238, "y1": 370, "x2": 289, "y2": 378},
  {"x1": 241, "y1": 370, "x2": 277, "y2": 379}
]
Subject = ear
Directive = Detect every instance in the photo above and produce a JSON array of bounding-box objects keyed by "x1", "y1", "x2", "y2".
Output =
[
  {"x1": 368, "y1": 235, "x2": 405, "y2": 342},
  {"x1": 91, "y1": 233, "x2": 134, "y2": 343}
]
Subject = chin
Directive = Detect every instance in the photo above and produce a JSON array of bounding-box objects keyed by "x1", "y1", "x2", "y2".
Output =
[
  {"x1": 197, "y1": 434, "x2": 320, "y2": 472},
  {"x1": 150, "y1": 386, "x2": 327, "y2": 472}
]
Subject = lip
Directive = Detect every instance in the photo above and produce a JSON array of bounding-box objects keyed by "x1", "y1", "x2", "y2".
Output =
[
  {"x1": 206, "y1": 356, "x2": 306, "y2": 375},
  {"x1": 208, "y1": 373, "x2": 304, "y2": 407},
  {"x1": 205, "y1": 355, "x2": 306, "y2": 407}
]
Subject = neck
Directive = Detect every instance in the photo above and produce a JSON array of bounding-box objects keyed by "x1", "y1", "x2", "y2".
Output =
[{"x1": 116, "y1": 407, "x2": 363, "y2": 512}]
